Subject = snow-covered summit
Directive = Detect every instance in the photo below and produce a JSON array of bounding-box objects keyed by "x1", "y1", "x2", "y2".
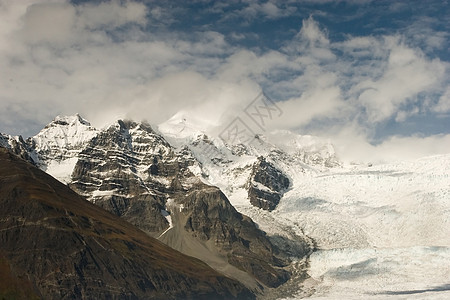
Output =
[
  {"x1": 158, "y1": 110, "x2": 218, "y2": 139},
  {"x1": 49, "y1": 113, "x2": 91, "y2": 127},
  {"x1": 32, "y1": 114, "x2": 97, "y2": 152},
  {"x1": 159, "y1": 111, "x2": 340, "y2": 164},
  {"x1": 29, "y1": 114, "x2": 99, "y2": 182}
]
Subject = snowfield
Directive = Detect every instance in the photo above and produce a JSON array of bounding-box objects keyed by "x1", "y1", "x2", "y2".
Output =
[
  {"x1": 272, "y1": 154, "x2": 450, "y2": 299},
  {"x1": 302, "y1": 246, "x2": 450, "y2": 299},
  {"x1": 6, "y1": 114, "x2": 447, "y2": 299},
  {"x1": 159, "y1": 114, "x2": 450, "y2": 299}
]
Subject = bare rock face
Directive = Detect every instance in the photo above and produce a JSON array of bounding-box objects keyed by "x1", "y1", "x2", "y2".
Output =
[
  {"x1": 70, "y1": 120, "x2": 182, "y2": 234},
  {"x1": 68, "y1": 120, "x2": 293, "y2": 289},
  {"x1": 0, "y1": 148, "x2": 254, "y2": 300},
  {"x1": 3, "y1": 115, "x2": 318, "y2": 293},
  {"x1": 177, "y1": 184, "x2": 290, "y2": 288},
  {"x1": 247, "y1": 156, "x2": 290, "y2": 211},
  {"x1": 0, "y1": 133, "x2": 36, "y2": 165}
]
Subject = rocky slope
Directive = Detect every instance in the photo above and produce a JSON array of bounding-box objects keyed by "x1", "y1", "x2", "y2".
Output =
[
  {"x1": 0, "y1": 147, "x2": 253, "y2": 299},
  {"x1": 0, "y1": 133, "x2": 35, "y2": 164},
  {"x1": 67, "y1": 119, "x2": 293, "y2": 290},
  {"x1": 247, "y1": 156, "x2": 290, "y2": 211},
  {"x1": 1, "y1": 114, "x2": 332, "y2": 294},
  {"x1": 160, "y1": 182, "x2": 291, "y2": 289}
]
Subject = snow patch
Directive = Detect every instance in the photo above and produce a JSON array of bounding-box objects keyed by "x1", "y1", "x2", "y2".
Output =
[
  {"x1": 45, "y1": 157, "x2": 78, "y2": 183},
  {"x1": 158, "y1": 209, "x2": 173, "y2": 238},
  {"x1": 303, "y1": 246, "x2": 450, "y2": 299},
  {"x1": 91, "y1": 190, "x2": 118, "y2": 197},
  {"x1": 275, "y1": 154, "x2": 450, "y2": 299}
]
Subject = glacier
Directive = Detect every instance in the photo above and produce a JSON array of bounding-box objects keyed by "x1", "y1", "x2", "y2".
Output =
[
  {"x1": 159, "y1": 113, "x2": 450, "y2": 299},
  {"x1": 275, "y1": 155, "x2": 450, "y2": 299},
  {"x1": 1, "y1": 113, "x2": 449, "y2": 299}
]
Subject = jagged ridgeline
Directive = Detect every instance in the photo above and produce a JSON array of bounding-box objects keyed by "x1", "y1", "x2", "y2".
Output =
[
  {"x1": 0, "y1": 114, "x2": 332, "y2": 295},
  {"x1": 0, "y1": 148, "x2": 254, "y2": 299}
]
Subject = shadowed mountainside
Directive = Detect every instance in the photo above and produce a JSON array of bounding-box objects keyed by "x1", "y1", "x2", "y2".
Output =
[{"x1": 0, "y1": 147, "x2": 254, "y2": 300}]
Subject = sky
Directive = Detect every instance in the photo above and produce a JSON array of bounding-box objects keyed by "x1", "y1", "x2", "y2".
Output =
[{"x1": 0, "y1": 0, "x2": 449, "y2": 162}]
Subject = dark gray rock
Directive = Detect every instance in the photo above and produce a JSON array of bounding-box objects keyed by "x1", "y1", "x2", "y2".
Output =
[
  {"x1": 177, "y1": 184, "x2": 290, "y2": 288},
  {"x1": 0, "y1": 133, "x2": 36, "y2": 165},
  {"x1": 247, "y1": 156, "x2": 290, "y2": 211},
  {"x1": 0, "y1": 148, "x2": 255, "y2": 300},
  {"x1": 70, "y1": 120, "x2": 178, "y2": 234}
]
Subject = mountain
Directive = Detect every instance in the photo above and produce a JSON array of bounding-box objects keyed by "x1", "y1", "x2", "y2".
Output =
[
  {"x1": 0, "y1": 147, "x2": 253, "y2": 299},
  {"x1": 0, "y1": 133, "x2": 35, "y2": 164},
  {"x1": 247, "y1": 156, "x2": 290, "y2": 211},
  {"x1": 67, "y1": 119, "x2": 297, "y2": 290},
  {"x1": 28, "y1": 114, "x2": 99, "y2": 183},
  {"x1": 0, "y1": 113, "x2": 336, "y2": 296},
  {"x1": 3, "y1": 113, "x2": 448, "y2": 298}
]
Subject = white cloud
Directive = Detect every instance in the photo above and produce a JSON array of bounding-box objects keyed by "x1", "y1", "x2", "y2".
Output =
[
  {"x1": 324, "y1": 125, "x2": 450, "y2": 163},
  {"x1": 22, "y1": 2, "x2": 76, "y2": 44},
  {"x1": 374, "y1": 134, "x2": 450, "y2": 161},
  {"x1": 433, "y1": 87, "x2": 450, "y2": 113},
  {"x1": 173, "y1": 31, "x2": 230, "y2": 56},
  {"x1": 260, "y1": 2, "x2": 282, "y2": 18},
  {"x1": 271, "y1": 85, "x2": 344, "y2": 129},
  {"x1": 0, "y1": 2, "x2": 448, "y2": 161},
  {"x1": 284, "y1": 16, "x2": 335, "y2": 62},
  {"x1": 238, "y1": 0, "x2": 297, "y2": 20},
  {"x1": 354, "y1": 40, "x2": 445, "y2": 123},
  {"x1": 19, "y1": 0, "x2": 147, "y2": 46},
  {"x1": 77, "y1": 0, "x2": 147, "y2": 30},
  {"x1": 217, "y1": 49, "x2": 289, "y2": 82},
  {"x1": 404, "y1": 16, "x2": 449, "y2": 53},
  {"x1": 337, "y1": 36, "x2": 385, "y2": 58},
  {"x1": 395, "y1": 107, "x2": 419, "y2": 123},
  {"x1": 298, "y1": 16, "x2": 330, "y2": 47}
]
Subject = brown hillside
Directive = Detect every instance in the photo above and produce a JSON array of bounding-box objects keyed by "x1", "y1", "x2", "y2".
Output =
[{"x1": 0, "y1": 148, "x2": 254, "y2": 299}]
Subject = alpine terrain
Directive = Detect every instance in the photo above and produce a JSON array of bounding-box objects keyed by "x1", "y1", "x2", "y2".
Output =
[
  {"x1": 1, "y1": 113, "x2": 449, "y2": 299},
  {"x1": 0, "y1": 147, "x2": 253, "y2": 299}
]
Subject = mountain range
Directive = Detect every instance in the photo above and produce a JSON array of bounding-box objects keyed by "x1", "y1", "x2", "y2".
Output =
[
  {"x1": 2, "y1": 113, "x2": 448, "y2": 299},
  {"x1": 0, "y1": 147, "x2": 254, "y2": 299},
  {"x1": 0, "y1": 114, "x2": 325, "y2": 298}
]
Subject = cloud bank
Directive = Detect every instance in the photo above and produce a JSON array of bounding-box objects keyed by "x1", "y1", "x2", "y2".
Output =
[{"x1": 0, "y1": 0, "x2": 449, "y2": 162}]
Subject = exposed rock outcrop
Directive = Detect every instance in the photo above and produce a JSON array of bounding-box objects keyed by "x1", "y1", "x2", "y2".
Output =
[
  {"x1": 70, "y1": 120, "x2": 194, "y2": 234},
  {"x1": 0, "y1": 148, "x2": 254, "y2": 299},
  {"x1": 0, "y1": 133, "x2": 36, "y2": 164},
  {"x1": 69, "y1": 120, "x2": 292, "y2": 289},
  {"x1": 247, "y1": 156, "x2": 290, "y2": 211},
  {"x1": 173, "y1": 183, "x2": 290, "y2": 288}
]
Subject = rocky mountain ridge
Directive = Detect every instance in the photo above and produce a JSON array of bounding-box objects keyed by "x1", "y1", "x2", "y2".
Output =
[
  {"x1": 0, "y1": 147, "x2": 253, "y2": 299},
  {"x1": 0, "y1": 113, "x2": 337, "y2": 294}
]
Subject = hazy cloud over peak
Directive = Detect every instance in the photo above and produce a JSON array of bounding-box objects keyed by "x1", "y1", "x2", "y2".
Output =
[{"x1": 0, "y1": 0, "x2": 449, "y2": 162}]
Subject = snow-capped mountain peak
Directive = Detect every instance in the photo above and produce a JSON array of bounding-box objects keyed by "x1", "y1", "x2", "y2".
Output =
[
  {"x1": 32, "y1": 114, "x2": 98, "y2": 152},
  {"x1": 158, "y1": 110, "x2": 218, "y2": 139},
  {"x1": 2, "y1": 114, "x2": 449, "y2": 298},
  {"x1": 50, "y1": 113, "x2": 91, "y2": 127},
  {"x1": 29, "y1": 114, "x2": 99, "y2": 181}
]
